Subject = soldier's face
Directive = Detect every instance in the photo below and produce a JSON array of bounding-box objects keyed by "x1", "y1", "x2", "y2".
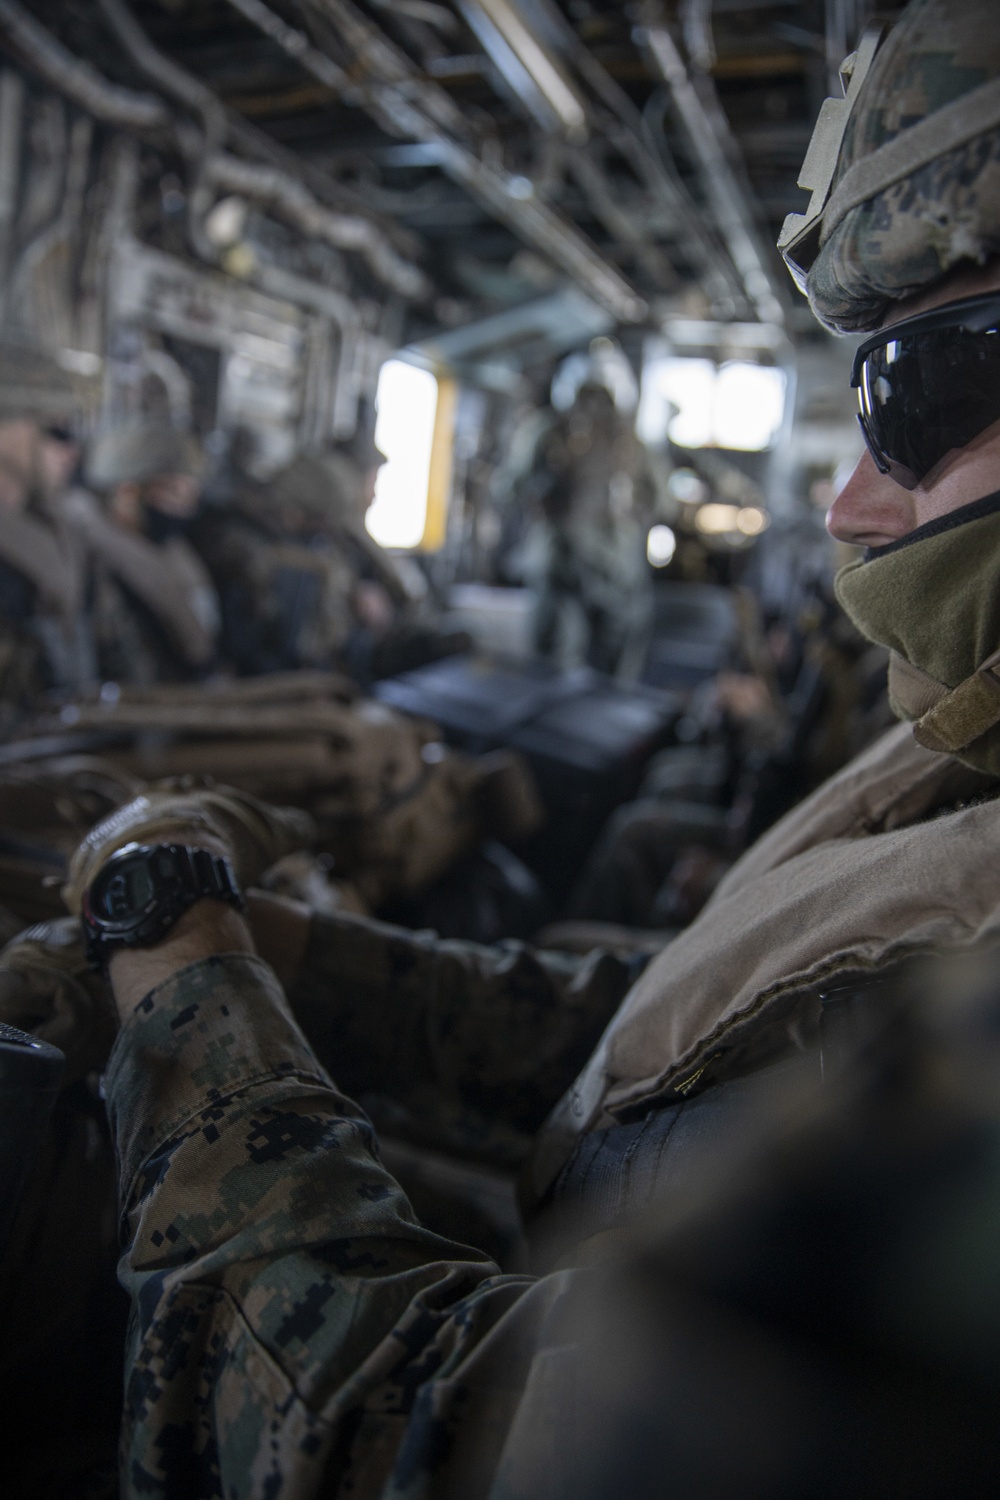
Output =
[
  {"x1": 38, "y1": 429, "x2": 79, "y2": 495},
  {"x1": 0, "y1": 417, "x2": 42, "y2": 511},
  {"x1": 142, "y1": 472, "x2": 201, "y2": 518},
  {"x1": 827, "y1": 258, "x2": 1000, "y2": 549}
]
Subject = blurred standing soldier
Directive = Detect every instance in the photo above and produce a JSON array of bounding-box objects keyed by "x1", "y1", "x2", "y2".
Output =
[
  {"x1": 65, "y1": 424, "x2": 219, "y2": 686},
  {"x1": 0, "y1": 342, "x2": 94, "y2": 724},
  {"x1": 526, "y1": 382, "x2": 654, "y2": 677}
]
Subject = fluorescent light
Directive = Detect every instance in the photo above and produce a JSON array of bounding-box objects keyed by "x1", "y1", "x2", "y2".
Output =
[
  {"x1": 695, "y1": 503, "x2": 741, "y2": 534},
  {"x1": 469, "y1": 0, "x2": 587, "y2": 135},
  {"x1": 647, "y1": 524, "x2": 677, "y2": 566},
  {"x1": 367, "y1": 360, "x2": 439, "y2": 549},
  {"x1": 736, "y1": 506, "x2": 769, "y2": 536}
]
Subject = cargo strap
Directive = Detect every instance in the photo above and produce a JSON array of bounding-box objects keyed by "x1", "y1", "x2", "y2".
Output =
[{"x1": 910, "y1": 646, "x2": 1000, "y2": 755}]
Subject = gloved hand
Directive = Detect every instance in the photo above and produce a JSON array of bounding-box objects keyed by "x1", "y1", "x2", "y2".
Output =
[
  {"x1": 0, "y1": 918, "x2": 117, "y2": 1083},
  {"x1": 62, "y1": 782, "x2": 316, "y2": 915}
]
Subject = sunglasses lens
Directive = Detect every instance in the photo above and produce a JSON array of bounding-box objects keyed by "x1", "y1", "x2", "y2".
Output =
[{"x1": 859, "y1": 322, "x2": 1000, "y2": 487}]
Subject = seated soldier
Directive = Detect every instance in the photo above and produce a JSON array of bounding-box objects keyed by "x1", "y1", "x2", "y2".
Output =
[
  {"x1": 0, "y1": 341, "x2": 94, "y2": 723},
  {"x1": 196, "y1": 424, "x2": 466, "y2": 685},
  {"x1": 7, "y1": 2, "x2": 1000, "y2": 1493},
  {"x1": 65, "y1": 424, "x2": 220, "y2": 685}
]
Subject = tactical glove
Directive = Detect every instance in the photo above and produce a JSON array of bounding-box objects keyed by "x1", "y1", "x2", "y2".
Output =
[
  {"x1": 0, "y1": 918, "x2": 117, "y2": 1083},
  {"x1": 63, "y1": 782, "x2": 316, "y2": 915}
]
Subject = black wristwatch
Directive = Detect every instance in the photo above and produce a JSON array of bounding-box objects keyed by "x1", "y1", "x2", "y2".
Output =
[{"x1": 81, "y1": 842, "x2": 245, "y2": 970}]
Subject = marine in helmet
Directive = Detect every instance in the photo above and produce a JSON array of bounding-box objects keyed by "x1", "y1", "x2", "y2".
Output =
[
  {"x1": 65, "y1": 423, "x2": 219, "y2": 685},
  {"x1": 14, "y1": 2, "x2": 1000, "y2": 1494},
  {"x1": 196, "y1": 419, "x2": 466, "y2": 684},
  {"x1": 0, "y1": 342, "x2": 94, "y2": 723}
]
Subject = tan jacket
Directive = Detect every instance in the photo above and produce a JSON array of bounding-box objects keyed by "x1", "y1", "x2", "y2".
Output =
[
  {"x1": 530, "y1": 722, "x2": 1000, "y2": 1199},
  {"x1": 62, "y1": 490, "x2": 218, "y2": 681}
]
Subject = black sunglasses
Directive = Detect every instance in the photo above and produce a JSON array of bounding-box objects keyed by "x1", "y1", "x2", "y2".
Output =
[{"x1": 851, "y1": 291, "x2": 1000, "y2": 491}]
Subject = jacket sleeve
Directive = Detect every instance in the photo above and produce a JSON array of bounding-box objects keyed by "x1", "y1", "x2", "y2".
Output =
[
  {"x1": 285, "y1": 909, "x2": 639, "y2": 1161},
  {"x1": 105, "y1": 952, "x2": 570, "y2": 1500}
]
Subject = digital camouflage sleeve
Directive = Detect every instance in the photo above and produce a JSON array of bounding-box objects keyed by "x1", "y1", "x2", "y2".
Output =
[
  {"x1": 285, "y1": 909, "x2": 640, "y2": 1165},
  {"x1": 105, "y1": 950, "x2": 588, "y2": 1499}
]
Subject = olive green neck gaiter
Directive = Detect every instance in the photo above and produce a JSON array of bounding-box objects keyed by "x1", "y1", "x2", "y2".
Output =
[{"x1": 835, "y1": 495, "x2": 1000, "y2": 775}]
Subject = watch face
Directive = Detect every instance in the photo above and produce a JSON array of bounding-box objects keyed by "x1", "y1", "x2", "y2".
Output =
[
  {"x1": 82, "y1": 843, "x2": 243, "y2": 965},
  {"x1": 101, "y1": 858, "x2": 155, "y2": 919},
  {"x1": 90, "y1": 845, "x2": 183, "y2": 927}
]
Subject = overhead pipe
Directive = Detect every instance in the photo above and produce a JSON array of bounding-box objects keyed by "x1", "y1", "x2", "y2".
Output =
[
  {"x1": 204, "y1": 155, "x2": 430, "y2": 299},
  {"x1": 228, "y1": 0, "x2": 647, "y2": 323},
  {"x1": 0, "y1": 68, "x2": 23, "y2": 312},
  {"x1": 566, "y1": 150, "x2": 679, "y2": 291},
  {"x1": 94, "y1": 0, "x2": 221, "y2": 265},
  {"x1": 0, "y1": 0, "x2": 169, "y2": 129},
  {"x1": 514, "y1": 0, "x2": 745, "y2": 311},
  {"x1": 639, "y1": 16, "x2": 790, "y2": 325},
  {"x1": 224, "y1": 0, "x2": 355, "y2": 98},
  {"x1": 89, "y1": 0, "x2": 432, "y2": 299},
  {"x1": 315, "y1": 0, "x2": 648, "y2": 320}
]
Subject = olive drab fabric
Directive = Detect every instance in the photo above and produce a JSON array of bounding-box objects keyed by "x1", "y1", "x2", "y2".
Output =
[
  {"x1": 528, "y1": 722, "x2": 1000, "y2": 1201},
  {"x1": 200, "y1": 517, "x2": 357, "y2": 676},
  {"x1": 195, "y1": 451, "x2": 448, "y2": 684},
  {"x1": 806, "y1": 0, "x2": 1000, "y2": 332},
  {"x1": 524, "y1": 386, "x2": 655, "y2": 678},
  {"x1": 834, "y1": 492, "x2": 1000, "y2": 773}
]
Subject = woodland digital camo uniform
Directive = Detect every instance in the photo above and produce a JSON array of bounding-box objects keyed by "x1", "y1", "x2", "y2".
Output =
[{"x1": 108, "y1": 946, "x2": 628, "y2": 1498}]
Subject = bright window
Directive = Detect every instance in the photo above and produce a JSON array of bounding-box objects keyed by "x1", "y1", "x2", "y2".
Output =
[
  {"x1": 714, "y1": 362, "x2": 787, "y2": 450},
  {"x1": 638, "y1": 356, "x2": 715, "y2": 449},
  {"x1": 367, "y1": 360, "x2": 440, "y2": 549},
  {"x1": 637, "y1": 355, "x2": 786, "y2": 452}
]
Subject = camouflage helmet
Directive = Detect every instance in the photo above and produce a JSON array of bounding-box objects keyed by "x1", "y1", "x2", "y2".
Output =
[
  {"x1": 268, "y1": 452, "x2": 361, "y2": 526},
  {"x1": 85, "y1": 423, "x2": 204, "y2": 489},
  {"x1": 779, "y1": 0, "x2": 1000, "y2": 333},
  {"x1": 0, "y1": 341, "x2": 78, "y2": 423}
]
